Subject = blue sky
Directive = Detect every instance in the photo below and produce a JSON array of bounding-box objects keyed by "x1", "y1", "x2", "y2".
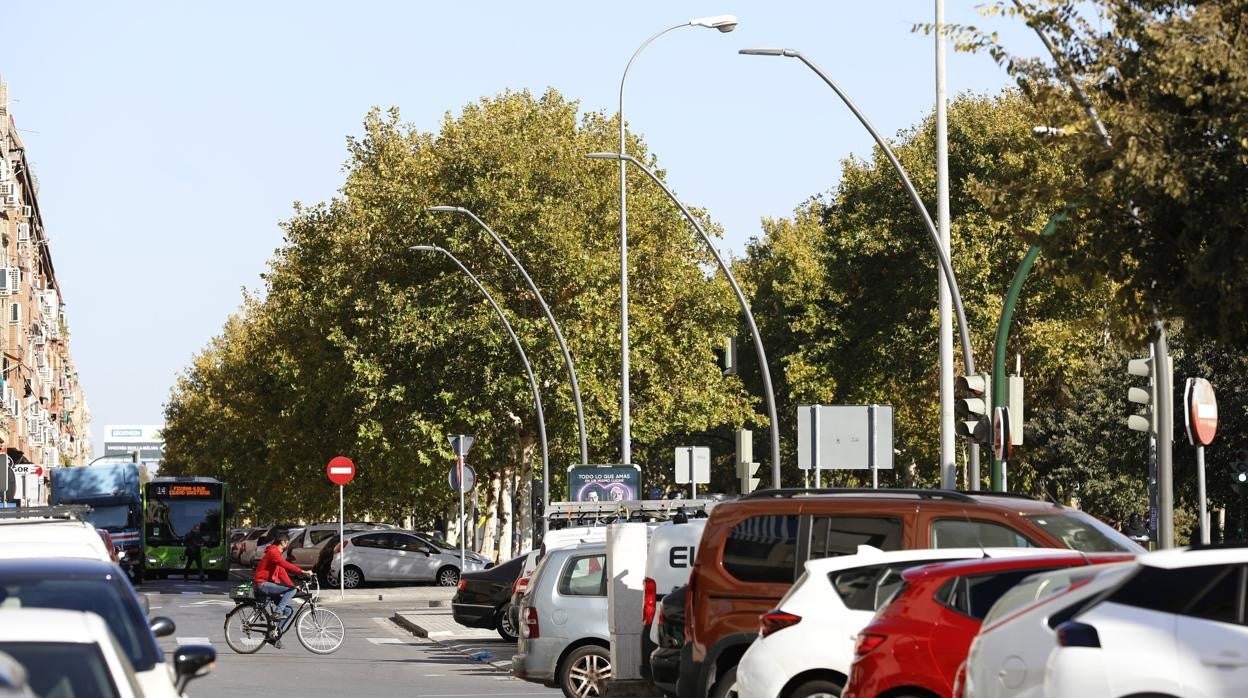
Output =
[{"x1": 1, "y1": 2, "x2": 1040, "y2": 454}]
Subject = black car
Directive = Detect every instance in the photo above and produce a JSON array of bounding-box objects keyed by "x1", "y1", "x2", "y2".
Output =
[
  {"x1": 650, "y1": 584, "x2": 687, "y2": 698},
  {"x1": 450, "y1": 553, "x2": 525, "y2": 641},
  {"x1": 0, "y1": 557, "x2": 215, "y2": 694}
]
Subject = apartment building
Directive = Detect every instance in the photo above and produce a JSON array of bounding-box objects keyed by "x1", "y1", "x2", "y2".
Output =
[{"x1": 0, "y1": 76, "x2": 92, "y2": 498}]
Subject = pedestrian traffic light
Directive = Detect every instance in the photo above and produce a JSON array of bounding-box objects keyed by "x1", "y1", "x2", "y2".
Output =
[
  {"x1": 955, "y1": 373, "x2": 991, "y2": 444},
  {"x1": 1127, "y1": 353, "x2": 1172, "y2": 434}
]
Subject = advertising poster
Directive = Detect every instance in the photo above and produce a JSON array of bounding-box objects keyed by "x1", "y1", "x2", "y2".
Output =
[{"x1": 567, "y1": 464, "x2": 641, "y2": 502}]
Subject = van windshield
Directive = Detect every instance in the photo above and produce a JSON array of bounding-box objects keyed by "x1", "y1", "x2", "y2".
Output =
[{"x1": 1024, "y1": 512, "x2": 1144, "y2": 553}]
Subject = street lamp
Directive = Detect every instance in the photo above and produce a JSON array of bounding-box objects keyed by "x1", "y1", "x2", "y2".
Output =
[
  {"x1": 587, "y1": 152, "x2": 782, "y2": 490},
  {"x1": 617, "y1": 14, "x2": 738, "y2": 467},
  {"x1": 410, "y1": 244, "x2": 550, "y2": 534},
  {"x1": 740, "y1": 46, "x2": 980, "y2": 487},
  {"x1": 426, "y1": 206, "x2": 587, "y2": 468}
]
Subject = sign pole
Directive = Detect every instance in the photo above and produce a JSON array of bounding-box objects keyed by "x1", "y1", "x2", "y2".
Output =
[
  {"x1": 1197, "y1": 445, "x2": 1209, "y2": 544},
  {"x1": 869, "y1": 404, "x2": 878, "y2": 490},
  {"x1": 458, "y1": 454, "x2": 465, "y2": 569},
  {"x1": 813, "y1": 404, "x2": 821, "y2": 489},
  {"x1": 339, "y1": 484, "x2": 345, "y2": 599},
  {"x1": 687, "y1": 448, "x2": 696, "y2": 500}
]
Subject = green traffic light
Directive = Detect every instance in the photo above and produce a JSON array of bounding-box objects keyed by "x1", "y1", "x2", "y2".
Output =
[{"x1": 1238, "y1": 472, "x2": 1248, "y2": 484}]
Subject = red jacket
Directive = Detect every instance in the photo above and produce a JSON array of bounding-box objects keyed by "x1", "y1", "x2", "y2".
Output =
[{"x1": 253, "y1": 545, "x2": 305, "y2": 586}]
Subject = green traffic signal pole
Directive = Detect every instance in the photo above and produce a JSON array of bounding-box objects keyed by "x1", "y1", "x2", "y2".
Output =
[{"x1": 990, "y1": 206, "x2": 1074, "y2": 490}]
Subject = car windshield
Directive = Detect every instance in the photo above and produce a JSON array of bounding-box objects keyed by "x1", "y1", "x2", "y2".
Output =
[
  {"x1": 423, "y1": 535, "x2": 454, "y2": 551},
  {"x1": 1025, "y1": 512, "x2": 1144, "y2": 552},
  {"x1": 0, "y1": 574, "x2": 159, "y2": 671},
  {"x1": 0, "y1": 641, "x2": 120, "y2": 698},
  {"x1": 981, "y1": 565, "x2": 1104, "y2": 627}
]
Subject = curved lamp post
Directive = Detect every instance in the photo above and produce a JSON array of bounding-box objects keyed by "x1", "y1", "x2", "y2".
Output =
[
  {"x1": 410, "y1": 244, "x2": 550, "y2": 534},
  {"x1": 587, "y1": 151, "x2": 782, "y2": 490},
  {"x1": 426, "y1": 206, "x2": 587, "y2": 468},
  {"x1": 741, "y1": 47, "x2": 980, "y2": 486},
  {"x1": 618, "y1": 14, "x2": 738, "y2": 467}
]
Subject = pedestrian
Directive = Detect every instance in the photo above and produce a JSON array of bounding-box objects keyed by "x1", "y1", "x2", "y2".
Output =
[{"x1": 184, "y1": 524, "x2": 205, "y2": 582}]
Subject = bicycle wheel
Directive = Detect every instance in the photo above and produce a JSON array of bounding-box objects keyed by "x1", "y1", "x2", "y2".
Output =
[
  {"x1": 296, "y1": 605, "x2": 345, "y2": 654},
  {"x1": 223, "y1": 603, "x2": 269, "y2": 654}
]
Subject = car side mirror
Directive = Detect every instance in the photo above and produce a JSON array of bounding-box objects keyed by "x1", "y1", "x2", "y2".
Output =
[
  {"x1": 173, "y1": 645, "x2": 215, "y2": 693},
  {"x1": 150, "y1": 616, "x2": 176, "y2": 638}
]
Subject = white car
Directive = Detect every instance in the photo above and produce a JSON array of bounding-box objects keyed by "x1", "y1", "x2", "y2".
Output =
[
  {"x1": 0, "y1": 609, "x2": 144, "y2": 698},
  {"x1": 735, "y1": 547, "x2": 1066, "y2": 698},
  {"x1": 1044, "y1": 546, "x2": 1248, "y2": 697},
  {"x1": 327, "y1": 529, "x2": 488, "y2": 588},
  {"x1": 286, "y1": 522, "x2": 393, "y2": 568},
  {"x1": 0, "y1": 510, "x2": 113, "y2": 562},
  {"x1": 963, "y1": 561, "x2": 1135, "y2": 698}
]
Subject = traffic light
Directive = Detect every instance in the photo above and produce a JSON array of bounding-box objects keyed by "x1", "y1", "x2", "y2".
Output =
[
  {"x1": 1127, "y1": 354, "x2": 1172, "y2": 434},
  {"x1": 1232, "y1": 450, "x2": 1248, "y2": 493},
  {"x1": 715, "y1": 337, "x2": 738, "y2": 376},
  {"x1": 1005, "y1": 376, "x2": 1025, "y2": 447},
  {"x1": 130, "y1": 450, "x2": 139, "y2": 463},
  {"x1": 955, "y1": 373, "x2": 991, "y2": 444}
]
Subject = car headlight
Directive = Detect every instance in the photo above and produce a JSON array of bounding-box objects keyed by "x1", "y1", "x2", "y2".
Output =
[
  {"x1": 147, "y1": 558, "x2": 158, "y2": 565},
  {"x1": 208, "y1": 558, "x2": 221, "y2": 564}
]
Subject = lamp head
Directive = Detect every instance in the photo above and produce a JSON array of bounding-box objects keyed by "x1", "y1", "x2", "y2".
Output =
[
  {"x1": 585, "y1": 152, "x2": 623, "y2": 161},
  {"x1": 739, "y1": 48, "x2": 791, "y2": 57},
  {"x1": 409, "y1": 245, "x2": 440, "y2": 253},
  {"x1": 426, "y1": 206, "x2": 460, "y2": 214},
  {"x1": 690, "y1": 14, "x2": 738, "y2": 32}
]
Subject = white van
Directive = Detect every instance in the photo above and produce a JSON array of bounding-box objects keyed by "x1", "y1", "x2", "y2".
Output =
[{"x1": 641, "y1": 517, "x2": 708, "y2": 681}]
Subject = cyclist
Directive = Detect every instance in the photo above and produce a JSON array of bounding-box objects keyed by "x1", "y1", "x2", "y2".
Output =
[{"x1": 253, "y1": 532, "x2": 313, "y2": 647}]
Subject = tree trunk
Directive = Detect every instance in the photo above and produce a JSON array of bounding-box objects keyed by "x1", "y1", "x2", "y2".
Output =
[
  {"x1": 498, "y1": 465, "x2": 513, "y2": 564},
  {"x1": 480, "y1": 470, "x2": 501, "y2": 560},
  {"x1": 445, "y1": 501, "x2": 459, "y2": 546},
  {"x1": 514, "y1": 433, "x2": 536, "y2": 556}
]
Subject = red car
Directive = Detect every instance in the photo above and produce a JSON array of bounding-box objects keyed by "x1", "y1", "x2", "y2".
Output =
[{"x1": 843, "y1": 551, "x2": 1134, "y2": 698}]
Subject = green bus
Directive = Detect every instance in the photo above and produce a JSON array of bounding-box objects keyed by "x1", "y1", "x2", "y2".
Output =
[{"x1": 143, "y1": 476, "x2": 230, "y2": 580}]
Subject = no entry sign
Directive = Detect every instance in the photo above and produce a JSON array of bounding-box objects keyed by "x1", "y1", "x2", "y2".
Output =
[
  {"x1": 326, "y1": 456, "x2": 356, "y2": 486},
  {"x1": 1185, "y1": 378, "x2": 1218, "y2": 446}
]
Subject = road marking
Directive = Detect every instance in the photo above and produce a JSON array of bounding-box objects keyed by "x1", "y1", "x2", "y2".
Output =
[
  {"x1": 426, "y1": 630, "x2": 453, "y2": 638},
  {"x1": 179, "y1": 600, "x2": 235, "y2": 608},
  {"x1": 176, "y1": 637, "x2": 212, "y2": 645},
  {"x1": 365, "y1": 637, "x2": 405, "y2": 645}
]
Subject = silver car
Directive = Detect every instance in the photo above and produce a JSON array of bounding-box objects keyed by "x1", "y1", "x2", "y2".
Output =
[
  {"x1": 326, "y1": 529, "x2": 488, "y2": 588},
  {"x1": 512, "y1": 543, "x2": 610, "y2": 698}
]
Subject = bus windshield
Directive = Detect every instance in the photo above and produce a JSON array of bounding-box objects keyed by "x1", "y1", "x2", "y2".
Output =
[{"x1": 145, "y1": 483, "x2": 224, "y2": 547}]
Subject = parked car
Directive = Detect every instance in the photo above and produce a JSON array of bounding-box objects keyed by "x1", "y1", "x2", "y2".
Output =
[
  {"x1": 246, "y1": 524, "x2": 301, "y2": 567},
  {"x1": 962, "y1": 561, "x2": 1135, "y2": 698},
  {"x1": 512, "y1": 542, "x2": 610, "y2": 698},
  {"x1": 227, "y1": 528, "x2": 251, "y2": 563},
  {"x1": 453, "y1": 553, "x2": 527, "y2": 641},
  {"x1": 508, "y1": 527, "x2": 610, "y2": 631},
  {"x1": 0, "y1": 608, "x2": 145, "y2": 698},
  {"x1": 1043, "y1": 545, "x2": 1248, "y2": 697},
  {"x1": 285, "y1": 522, "x2": 393, "y2": 568},
  {"x1": 0, "y1": 556, "x2": 210, "y2": 697},
  {"x1": 677, "y1": 488, "x2": 1143, "y2": 698},
  {"x1": 842, "y1": 551, "x2": 1134, "y2": 698},
  {"x1": 327, "y1": 529, "x2": 489, "y2": 588},
  {"x1": 0, "y1": 507, "x2": 114, "y2": 563},
  {"x1": 736, "y1": 547, "x2": 1065, "y2": 698},
  {"x1": 235, "y1": 526, "x2": 269, "y2": 566},
  {"x1": 651, "y1": 585, "x2": 688, "y2": 698}
]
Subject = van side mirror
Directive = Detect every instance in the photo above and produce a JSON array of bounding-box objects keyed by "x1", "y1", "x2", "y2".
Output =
[{"x1": 173, "y1": 645, "x2": 215, "y2": 693}]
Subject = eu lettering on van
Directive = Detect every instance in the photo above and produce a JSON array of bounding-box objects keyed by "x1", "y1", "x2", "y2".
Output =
[{"x1": 669, "y1": 545, "x2": 695, "y2": 568}]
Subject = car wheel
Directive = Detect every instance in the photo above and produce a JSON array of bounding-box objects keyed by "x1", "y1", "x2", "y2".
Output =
[
  {"x1": 495, "y1": 605, "x2": 519, "y2": 642},
  {"x1": 787, "y1": 677, "x2": 844, "y2": 698},
  {"x1": 710, "y1": 666, "x2": 739, "y2": 698},
  {"x1": 560, "y1": 644, "x2": 611, "y2": 698},
  {"x1": 436, "y1": 566, "x2": 460, "y2": 587},
  {"x1": 341, "y1": 565, "x2": 364, "y2": 589}
]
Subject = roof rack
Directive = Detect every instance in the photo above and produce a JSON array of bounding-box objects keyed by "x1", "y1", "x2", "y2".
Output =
[
  {"x1": 0, "y1": 504, "x2": 92, "y2": 522},
  {"x1": 545, "y1": 498, "x2": 718, "y2": 524},
  {"x1": 739, "y1": 488, "x2": 979, "y2": 503}
]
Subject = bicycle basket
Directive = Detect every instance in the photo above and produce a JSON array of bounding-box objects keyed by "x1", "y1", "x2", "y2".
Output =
[{"x1": 229, "y1": 582, "x2": 254, "y2": 602}]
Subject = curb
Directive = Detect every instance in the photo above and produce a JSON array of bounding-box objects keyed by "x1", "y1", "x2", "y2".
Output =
[{"x1": 388, "y1": 613, "x2": 512, "y2": 671}]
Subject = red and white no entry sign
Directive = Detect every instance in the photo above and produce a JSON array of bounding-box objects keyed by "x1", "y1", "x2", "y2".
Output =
[
  {"x1": 326, "y1": 456, "x2": 356, "y2": 486},
  {"x1": 1185, "y1": 378, "x2": 1218, "y2": 446}
]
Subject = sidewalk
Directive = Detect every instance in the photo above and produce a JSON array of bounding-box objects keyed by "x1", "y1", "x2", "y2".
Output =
[{"x1": 390, "y1": 608, "x2": 514, "y2": 672}]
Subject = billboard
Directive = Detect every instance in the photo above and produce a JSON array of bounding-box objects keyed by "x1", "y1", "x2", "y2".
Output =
[
  {"x1": 103, "y1": 424, "x2": 165, "y2": 467},
  {"x1": 567, "y1": 464, "x2": 641, "y2": 502}
]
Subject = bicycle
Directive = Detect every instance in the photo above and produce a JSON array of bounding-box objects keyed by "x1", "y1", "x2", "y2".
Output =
[{"x1": 224, "y1": 576, "x2": 345, "y2": 654}]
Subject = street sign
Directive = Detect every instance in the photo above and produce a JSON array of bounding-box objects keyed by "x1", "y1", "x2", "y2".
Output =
[
  {"x1": 674, "y1": 447, "x2": 711, "y2": 485},
  {"x1": 796, "y1": 405, "x2": 894, "y2": 470},
  {"x1": 325, "y1": 456, "x2": 356, "y2": 486},
  {"x1": 1184, "y1": 378, "x2": 1218, "y2": 446},
  {"x1": 992, "y1": 406, "x2": 1011, "y2": 462},
  {"x1": 448, "y1": 435, "x2": 476, "y2": 457},
  {"x1": 11, "y1": 465, "x2": 35, "y2": 476},
  {"x1": 448, "y1": 464, "x2": 476, "y2": 493}
]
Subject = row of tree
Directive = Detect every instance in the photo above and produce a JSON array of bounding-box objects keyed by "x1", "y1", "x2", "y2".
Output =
[{"x1": 161, "y1": 1, "x2": 1248, "y2": 556}]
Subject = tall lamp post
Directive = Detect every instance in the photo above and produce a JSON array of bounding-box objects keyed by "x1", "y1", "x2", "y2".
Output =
[
  {"x1": 740, "y1": 47, "x2": 980, "y2": 486},
  {"x1": 587, "y1": 152, "x2": 782, "y2": 489},
  {"x1": 427, "y1": 206, "x2": 587, "y2": 468},
  {"x1": 410, "y1": 244, "x2": 550, "y2": 534},
  {"x1": 617, "y1": 14, "x2": 738, "y2": 467}
]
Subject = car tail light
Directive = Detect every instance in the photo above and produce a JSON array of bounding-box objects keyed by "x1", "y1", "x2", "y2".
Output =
[
  {"x1": 1055, "y1": 621, "x2": 1101, "y2": 648},
  {"x1": 854, "y1": 633, "x2": 887, "y2": 656},
  {"x1": 458, "y1": 579, "x2": 467, "y2": 591},
  {"x1": 684, "y1": 575, "x2": 696, "y2": 643},
  {"x1": 642, "y1": 577, "x2": 657, "y2": 625},
  {"x1": 759, "y1": 610, "x2": 802, "y2": 638},
  {"x1": 512, "y1": 574, "x2": 530, "y2": 597},
  {"x1": 522, "y1": 606, "x2": 539, "y2": 639}
]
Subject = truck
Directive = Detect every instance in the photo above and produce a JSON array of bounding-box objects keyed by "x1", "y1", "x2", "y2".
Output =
[{"x1": 50, "y1": 463, "x2": 146, "y2": 583}]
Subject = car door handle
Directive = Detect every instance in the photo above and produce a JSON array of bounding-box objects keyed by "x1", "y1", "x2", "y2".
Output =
[{"x1": 1201, "y1": 653, "x2": 1248, "y2": 668}]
